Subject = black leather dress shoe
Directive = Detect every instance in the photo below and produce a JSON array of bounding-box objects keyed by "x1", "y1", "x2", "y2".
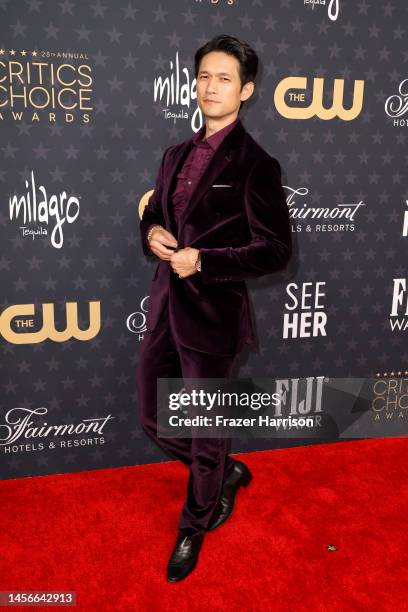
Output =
[
  {"x1": 167, "y1": 531, "x2": 204, "y2": 582},
  {"x1": 206, "y1": 460, "x2": 253, "y2": 532}
]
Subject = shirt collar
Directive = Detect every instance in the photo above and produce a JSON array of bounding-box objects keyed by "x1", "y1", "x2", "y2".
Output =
[{"x1": 192, "y1": 117, "x2": 240, "y2": 151}]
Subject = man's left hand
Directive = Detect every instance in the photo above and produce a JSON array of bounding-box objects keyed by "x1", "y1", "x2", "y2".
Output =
[{"x1": 170, "y1": 247, "x2": 199, "y2": 278}]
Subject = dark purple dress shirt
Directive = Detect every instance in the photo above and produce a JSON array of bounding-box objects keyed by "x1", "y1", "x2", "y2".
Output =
[
  {"x1": 171, "y1": 117, "x2": 239, "y2": 227},
  {"x1": 147, "y1": 117, "x2": 239, "y2": 246}
]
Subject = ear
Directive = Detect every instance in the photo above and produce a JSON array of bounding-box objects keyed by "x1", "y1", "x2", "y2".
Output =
[{"x1": 240, "y1": 81, "x2": 255, "y2": 102}]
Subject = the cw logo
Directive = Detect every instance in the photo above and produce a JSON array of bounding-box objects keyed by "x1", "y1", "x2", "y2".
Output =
[
  {"x1": 0, "y1": 302, "x2": 101, "y2": 344},
  {"x1": 274, "y1": 77, "x2": 364, "y2": 120}
]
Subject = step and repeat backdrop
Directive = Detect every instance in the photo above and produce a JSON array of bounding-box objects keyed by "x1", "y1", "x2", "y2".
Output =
[{"x1": 1, "y1": 0, "x2": 407, "y2": 480}]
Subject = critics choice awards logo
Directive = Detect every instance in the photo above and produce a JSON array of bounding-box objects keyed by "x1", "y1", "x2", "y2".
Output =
[
  {"x1": 0, "y1": 47, "x2": 93, "y2": 124},
  {"x1": 371, "y1": 376, "x2": 408, "y2": 423}
]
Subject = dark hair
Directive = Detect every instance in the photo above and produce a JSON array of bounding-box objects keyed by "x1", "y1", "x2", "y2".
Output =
[{"x1": 194, "y1": 35, "x2": 258, "y2": 112}]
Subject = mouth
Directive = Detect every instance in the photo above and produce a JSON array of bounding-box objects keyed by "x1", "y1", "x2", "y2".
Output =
[{"x1": 204, "y1": 99, "x2": 220, "y2": 103}]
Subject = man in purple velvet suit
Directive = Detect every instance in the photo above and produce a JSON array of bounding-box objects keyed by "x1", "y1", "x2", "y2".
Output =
[{"x1": 136, "y1": 35, "x2": 292, "y2": 582}]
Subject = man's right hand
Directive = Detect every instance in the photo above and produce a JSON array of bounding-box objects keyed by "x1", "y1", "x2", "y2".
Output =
[{"x1": 149, "y1": 227, "x2": 178, "y2": 261}]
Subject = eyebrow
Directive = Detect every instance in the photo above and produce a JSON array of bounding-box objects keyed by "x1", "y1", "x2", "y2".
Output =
[{"x1": 198, "y1": 71, "x2": 232, "y2": 76}]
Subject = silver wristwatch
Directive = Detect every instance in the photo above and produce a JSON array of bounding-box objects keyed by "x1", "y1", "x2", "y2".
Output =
[{"x1": 195, "y1": 252, "x2": 201, "y2": 272}]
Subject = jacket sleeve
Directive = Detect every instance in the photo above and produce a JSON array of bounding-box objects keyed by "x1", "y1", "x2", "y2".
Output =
[
  {"x1": 199, "y1": 156, "x2": 292, "y2": 283},
  {"x1": 140, "y1": 147, "x2": 170, "y2": 257}
]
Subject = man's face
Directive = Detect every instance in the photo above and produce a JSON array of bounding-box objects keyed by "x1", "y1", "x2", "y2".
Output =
[{"x1": 196, "y1": 50, "x2": 254, "y2": 120}]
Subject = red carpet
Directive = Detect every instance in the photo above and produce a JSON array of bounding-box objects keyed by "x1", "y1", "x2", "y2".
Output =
[{"x1": 1, "y1": 438, "x2": 407, "y2": 611}]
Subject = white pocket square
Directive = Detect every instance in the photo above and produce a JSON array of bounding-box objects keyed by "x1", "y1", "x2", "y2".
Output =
[{"x1": 212, "y1": 184, "x2": 233, "y2": 188}]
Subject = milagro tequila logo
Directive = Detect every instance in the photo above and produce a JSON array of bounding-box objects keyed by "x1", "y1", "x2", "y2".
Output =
[
  {"x1": 385, "y1": 79, "x2": 408, "y2": 127},
  {"x1": 193, "y1": 0, "x2": 236, "y2": 5},
  {"x1": 304, "y1": 0, "x2": 339, "y2": 21},
  {"x1": 287, "y1": 186, "x2": 365, "y2": 233},
  {"x1": 8, "y1": 170, "x2": 80, "y2": 248},
  {"x1": 0, "y1": 407, "x2": 114, "y2": 450},
  {"x1": 153, "y1": 51, "x2": 202, "y2": 131}
]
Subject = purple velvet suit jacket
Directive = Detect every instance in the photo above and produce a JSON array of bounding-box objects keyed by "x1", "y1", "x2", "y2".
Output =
[{"x1": 140, "y1": 118, "x2": 292, "y2": 356}]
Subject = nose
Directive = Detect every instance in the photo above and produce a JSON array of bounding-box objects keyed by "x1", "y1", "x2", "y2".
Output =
[{"x1": 205, "y1": 77, "x2": 217, "y2": 93}]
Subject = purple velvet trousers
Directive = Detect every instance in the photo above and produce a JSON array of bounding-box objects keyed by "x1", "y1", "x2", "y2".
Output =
[{"x1": 136, "y1": 298, "x2": 238, "y2": 535}]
